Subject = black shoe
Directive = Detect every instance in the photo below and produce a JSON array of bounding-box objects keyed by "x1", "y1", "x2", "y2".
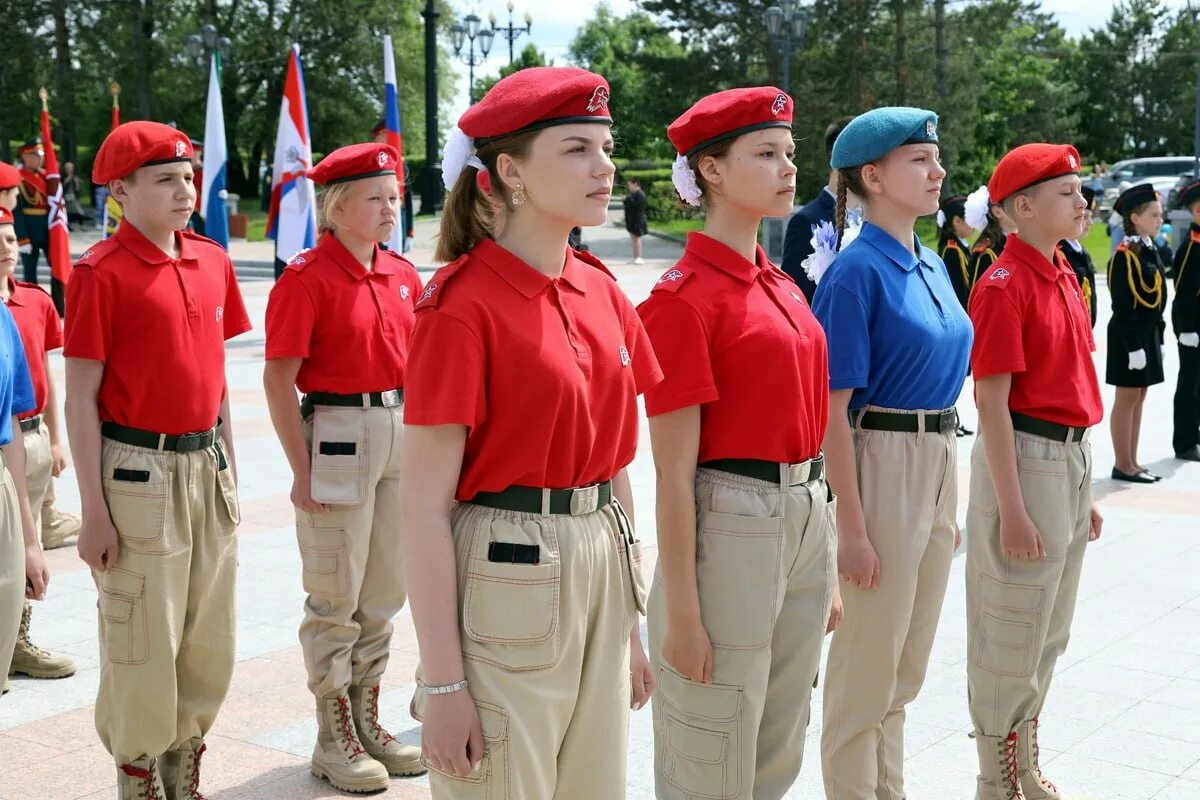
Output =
[
  {"x1": 956, "y1": 424, "x2": 973, "y2": 437},
  {"x1": 1112, "y1": 467, "x2": 1157, "y2": 483},
  {"x1": 1176, "y1": 446, "x2": 1200, "y2": 462}
]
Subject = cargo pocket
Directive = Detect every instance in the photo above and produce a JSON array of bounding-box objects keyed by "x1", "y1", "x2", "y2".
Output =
[
  {"x1": 214, "y1": 445, "x2": 240, "y2": 536},
  {"x1": 297, "y1": 523, "x2": 350, "y2": 598},
  {"x1": 971, "y1": 574, "x2": 1043, "y2": 677},
  {"x1": 656, "y1": 666, "x2": 743, "y2": 800},
  {"x1": 413, "y1": 696, "x2": 509, "y2": 800},
  {"x1": 613, "y1": 502, "x2": 648, "y2": 616},
  {"x1": 695, "y1": 510, "x2": 784, "y2": 649},
  {"x1": 103, "y1": 469, "x2": 171, "y2": 556},
  {"x1": 309, "y1": 406, "x2": 369, "y2": 506},
  {"x1": 461, "y1": 517, "x2": 560, "y2": 672},
  {"x1": 98, "y1": 568, "x2": 147, "y2": 665}
]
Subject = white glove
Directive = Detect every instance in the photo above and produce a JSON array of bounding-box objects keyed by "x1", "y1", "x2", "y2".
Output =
[
  {"x1": 1181, "y1": 332, "x2": 1200, "y2": 348},
  {"x1": 18, "y1": 243, "x2": 31, "y2": 255},
  {"x1": 1128, "y1": 349, "x2": 1147, "y2": 370}
]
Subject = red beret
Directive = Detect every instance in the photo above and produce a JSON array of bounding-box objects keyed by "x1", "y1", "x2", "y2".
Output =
[
  {"x1": 0, "y1": 161, "x2": 20, "y2": 190},
  {"x1": 307, "y1": 143, "x2": 399, "y2": 186},
  {"x1": 459, "y1": 67, "x2": 611, "y2": 144},
  {"x1": 668, "y1": 87, "x2": 793, "y2": 157},
  {"x1": 988, "y1": 143, "x2": 1081, "y2": 204},
  {"x1": 0, "y1": 206, "x2": 12, "y2": 226},
  {"x1": 93, "y1": 121, "x2": 194, "y2": 184}
]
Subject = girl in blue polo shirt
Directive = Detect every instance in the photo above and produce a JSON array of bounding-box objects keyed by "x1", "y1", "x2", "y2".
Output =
[
  {"x1": 0, "y1": 205, "x2": 46, "y2": 688},
  {"x1": 811, "y1": 107, "x2": 973, "y2": 800}
]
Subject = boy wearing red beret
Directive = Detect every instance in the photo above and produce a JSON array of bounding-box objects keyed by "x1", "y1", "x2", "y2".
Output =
[
  {"x1": 965, "y1": 144, "x2": 1104, "y2": 800},
  {"x1": 64, "y1": 121, "x2": 251, "y2": 800}
]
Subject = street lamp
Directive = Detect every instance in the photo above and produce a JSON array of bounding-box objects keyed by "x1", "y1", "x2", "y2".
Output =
[
  {"x1": 185, "y1": 22, "x2": 232, "y2": 74},
  {"x1": 451, "y1": 13, "x2": 495, "y2": 104},
  {"x1": 763, "y1": 0, "x2": 807, "y2": 95},
  {"x1": 421, "y1": 0, "x2": 441, "y2": 215},
  {"x1": 489, "y1": 2, "x2": 533, "y2": 65}
]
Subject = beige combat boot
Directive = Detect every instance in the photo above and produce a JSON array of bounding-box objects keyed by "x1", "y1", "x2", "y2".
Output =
[
  {"x1": 160, "y1": 737, "x2": 208, "y2": 800},
  {"x1": 974, "y1": 731, "x2": 1027, "y2": 800},
  {"x1": 1017, "y1": 717, "x2": 1061, "y2": 800},
  {"x1": 311, "y1": 693, "x2": 390, "y2": 793},
  {"x1": 8, "y1": 602, "x2": 76, "y2": 679},
  {"x1": 117, "y1": 758, "x2": 166, "y2": 800},
  {"x1": 349, "y1": 680, "x2": 426, "y2": 777},
  {"x1": 40, "y1": 504, "x2": 81, "y2": 550}
]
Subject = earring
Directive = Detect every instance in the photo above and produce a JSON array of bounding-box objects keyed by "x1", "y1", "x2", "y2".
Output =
[{"x1": 511, "y1": 184, "x2": 525, "y2": 207}]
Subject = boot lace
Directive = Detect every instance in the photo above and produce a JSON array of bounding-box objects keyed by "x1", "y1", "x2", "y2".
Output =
[
  {"x1": 1029, "y1": 717, "x2": 1057, "y2": 792},
  {"x1": 120, "y1": 763, "x2": 162, "y2": 800},
  {"x1": 336, "y1": 696, "x2": 366, "y2": 758},
  {"x1": 999, "y1": 732, "x2": 1025, "y2": 800},
  {"x1": 366, "y1": 685, "x2": 398, "y2": 746},
  {"x1": 16, "y1": 608, "x2": 51, "y2": 659},
  {"x1": 184, "y1": 742, "x2": 207, "y2": 799}
]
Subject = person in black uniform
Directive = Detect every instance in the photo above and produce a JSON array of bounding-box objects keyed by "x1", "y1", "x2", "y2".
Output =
[
  {"x1": 937, "y1": 194, "x2": 973, "y2": 310},
  {"x1": 1057, "y1": 185, "x2": 1099, "y2": 328},
  {"x1": 781, "y1": 116, "x2": 855, "y2": 300},
  {"x1": 1107, "y1": 183, "x2": 1169, "y2": 482},
  {"x1": 1171, "y1": 180, "x2": 1200, "y2": 461},
  {"x1": 622, "y1": 177, "x2": 648, "y2": 264}
]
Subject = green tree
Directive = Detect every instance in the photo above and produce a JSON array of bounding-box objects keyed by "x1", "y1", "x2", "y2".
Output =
[{"x1": 474, "y1": 43, "x2": 550, "y2": 100}]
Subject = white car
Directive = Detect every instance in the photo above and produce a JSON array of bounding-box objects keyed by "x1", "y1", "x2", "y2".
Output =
[{"x1": 1100, "y1": 156, "x2": 1197, "y2": 213}]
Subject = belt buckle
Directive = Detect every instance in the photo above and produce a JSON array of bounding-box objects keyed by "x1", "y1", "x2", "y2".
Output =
[
  {"x1": 177, "y1": 430, "x2": 214, "y2": 453},
  {"x1": 938, "y1": 410, "x2": 957, "y2": 434},
  {"x1": 785, "y1": 462, "x2": 808, "y2": 486},
  {"x1": 570, "y1": 485, "x2": 600, "y2": 516},
  {"x1": 380, "y1": 389, "x2": 402, "y2": 407}
]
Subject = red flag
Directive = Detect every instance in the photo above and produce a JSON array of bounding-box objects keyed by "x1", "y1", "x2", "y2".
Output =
[
  {"x1": 39, "y1": 108, "x2": 72, "y2": 286},
  {"x1": 111, "y1": 98, "x2": 120, "y2": 132}
]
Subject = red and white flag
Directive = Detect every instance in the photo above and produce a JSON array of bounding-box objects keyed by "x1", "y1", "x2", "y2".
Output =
[{"x1": 39, "y1": 105, "x2": 71, "y2": 286}]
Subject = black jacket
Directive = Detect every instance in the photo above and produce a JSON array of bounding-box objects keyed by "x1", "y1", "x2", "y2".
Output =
[
  {"x1": 1058, "y1": 239, "x2": 1098, "y2": 328},
  {"x1": 1172, "y1": 223, "x2": 1200, "y2": 336}
]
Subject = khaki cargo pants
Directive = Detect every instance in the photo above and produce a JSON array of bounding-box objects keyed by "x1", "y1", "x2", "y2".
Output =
[
  {"x1": 93, "y1": 435, "x2": 240, "y2": 765},
  {"x1": 21, "y1": 418, "x2": 52, "y2": 539},
  {"x1": 0, "y1": 455, "x2": 22, "y2": 678},
  {"x1": 412, "y1": 496, "x2": 645, "y2": 800},
  {"x1": 649, "y1": 465, "x2": 836, "y2": 800},
  {"x1": 822, "y1": 409, "x2": 958, "y2": 800},
  {"x1": 966, "y1": 431, "x2": 1091, "y2": 737},
  {"x1": 298, "y1": 404, "x2": 407, "y2": 698}
]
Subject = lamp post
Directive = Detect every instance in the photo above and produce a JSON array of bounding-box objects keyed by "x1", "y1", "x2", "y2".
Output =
[
  {"x1": 489, "y1": 2, "x2": 532, "y2": 64},
  {"x1": 450, "y1": 13, "x2": 496, "y2": 105},
  {"x1": 421, "y1": 0, "x2": 440, "y2": 215},
  {"x1": 763, "y1": 0, "x2": 807, "y2": 95},
  {"x1": 185, "y1": 23, "x2": 232, "y2": 77}
]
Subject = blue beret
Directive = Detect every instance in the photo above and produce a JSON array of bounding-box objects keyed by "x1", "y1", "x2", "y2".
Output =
[{"x1": 830, "y1": 107, "x2": 939, "y2": 170}]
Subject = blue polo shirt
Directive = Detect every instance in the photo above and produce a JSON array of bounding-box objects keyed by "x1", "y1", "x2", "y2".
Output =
[
  {"x1": 812, "y1": 222, "x2": 972, "y2": 411},
  {"x1": 0, "y1": 304, "x2": 36, "y2": 447}
]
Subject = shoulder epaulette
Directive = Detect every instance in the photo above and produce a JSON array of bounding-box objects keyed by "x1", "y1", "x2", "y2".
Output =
[
  {"x1": 415, "y1": 254, "x2": 470, "y2": 310},
  {"x1": 73, "y1": 238, "x2": 120, "y2": 271}
]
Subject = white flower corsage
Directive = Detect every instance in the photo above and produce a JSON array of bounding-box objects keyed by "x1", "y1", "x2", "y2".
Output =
[
  {"x1": 801, "y1": 218, "x2": 861, "y2": 285},
  {"x1": 964, "y1": 185, "x2": 991, "y2": 232},
  {"x1": 672, "y1": 155, "x2": 703, "y2": 207},
  {"x1": 441, "y1": 126, "x2": 486, "y2": 189}
]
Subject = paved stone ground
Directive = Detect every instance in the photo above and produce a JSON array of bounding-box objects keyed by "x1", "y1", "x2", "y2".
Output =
[{"x1": 2, "y1": 217, "x2": 1199, "y2": 799}]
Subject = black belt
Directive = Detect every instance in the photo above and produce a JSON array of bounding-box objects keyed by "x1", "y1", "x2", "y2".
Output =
[
  {"x1": 101, "y1": 421, "x2": 220, "y2": 453},
  {"x1": 1011, "y1": 412, "x2": 1088, "y2": 444},
  {"x1": 851, "y1": 408, "x2": 958, "y2": 435},
  {"x1": 301, "y1": 389, "x2": 403, "y2": 418},
  {"x1": 469, "y1": 481, "x2": 613, "y2": 516},
  {"x1": 19, "y1": 415, "x2": 41, "y2": 433},
  {"x1": 700, "y1": 456, "x2": 824, "y2": 486}
]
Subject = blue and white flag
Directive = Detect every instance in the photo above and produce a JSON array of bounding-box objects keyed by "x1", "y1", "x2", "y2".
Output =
[{"x1": 201, "y1": 54, "x2": 229, "y2": 249}]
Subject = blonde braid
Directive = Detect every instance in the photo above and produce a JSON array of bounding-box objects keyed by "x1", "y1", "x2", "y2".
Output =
[{"x1": 835, "y1": 175, "x2": 849, "y2": 250}]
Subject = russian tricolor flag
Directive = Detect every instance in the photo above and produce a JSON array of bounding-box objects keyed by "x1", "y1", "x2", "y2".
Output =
[
  {"x1": 383, "y1": 34, "x2": 407, "y2": 252},
  {"x1": 267, "y1": 44, "x2": 317, "y2": 273},
  {"x1": 201, "y1": 54, "x2": 229, "y2": 249}
]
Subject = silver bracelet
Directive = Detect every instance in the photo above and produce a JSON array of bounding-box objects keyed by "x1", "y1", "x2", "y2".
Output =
[{"x1": 423, "y1": 678, "x2": 469, "y2": 695}]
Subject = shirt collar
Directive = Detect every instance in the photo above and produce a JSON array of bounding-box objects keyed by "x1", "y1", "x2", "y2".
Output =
[
  {"x1": 114, "y1": 221, "x2": 197, "y2": 265},
  {"x1": 1006, "y1": 233, "x2": 1071, "y2": 282},
  {"x1": 858, "y1": 222, "x2": 925, "y2": 272},
  {"x1": 320, "y1": 231, "x2": 397, "y2": 280},
  {"x1": 4, "y1": 277, "x2": 23, "y2": 306},
  {"x1": 684, "y1": 232, "x2": 769, "y2": 283},
  {"x1": 474, "y1": 238, "x2": 589, "y2": 298}
]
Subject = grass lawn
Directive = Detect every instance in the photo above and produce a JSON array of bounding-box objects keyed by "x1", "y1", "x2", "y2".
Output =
[
  {"x1": 648, "y1": 217, "x2": 704, "y2": 239},
  {"x1": 243, "y1": 208, "x2": 268, "y2": 243}
]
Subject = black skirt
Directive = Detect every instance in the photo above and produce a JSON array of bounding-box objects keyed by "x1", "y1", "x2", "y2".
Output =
[
  {"x1": 625, "y1": 215, "x2": 648, "y2": 236},
  {"x1": 1106, "y1": 318, "x2": 1165, "y2": 387}
]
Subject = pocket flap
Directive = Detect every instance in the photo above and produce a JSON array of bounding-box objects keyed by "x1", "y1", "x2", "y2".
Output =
[
  {"x1": 667, "y1": 717, "x2": 727, "y2": 765},
  {"x1": 983, "y1": 613, "x2": 1031, "y2": 647},
  {"x1": 700, "y1": 510, "x2": 785, "y2": 536},
  {"x1": 657, "y1": 666, "x2": 742, "y2": 723},
  {"x1": 1017, "y1": 456, "x2": 1068, "y2": 476},
  {"x1": 979, "y1": 573, "x2": 1044, "y2": 613},
  {"x1": 475, "y1": 701, "x2": 509, "y2": 741},
  {"x1": 102, "y1": 567, "x2": 145, "y2": 598},
  {"x1": 300, "y1": 548, "x2": 338, "y2": 575},
  {"x1": 100, "y1": 593, "x2": 133, "y2": 623}
]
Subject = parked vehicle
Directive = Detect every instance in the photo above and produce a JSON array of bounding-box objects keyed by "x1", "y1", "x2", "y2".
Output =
[{"x1": 1099, "y1": 157, "x2": 1196, "y2": 214}]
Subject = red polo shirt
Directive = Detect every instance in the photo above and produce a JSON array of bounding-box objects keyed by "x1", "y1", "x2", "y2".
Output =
[
  {"x1": 969, "y1": 233, "x2": 1103, "y2": 428},
  {"x1": 265, "y1": 232, "x2": 423, "y2": 393},
  {"x1": 4, "y1": 278, "x2": 61, "y2": 419},
  {"x1": 638, "y1": 233, "x2": 829, "y2": 463},
  {"x1": 404, "y1": 238, "x2": 662, "y2": 502},
  {"x1": 63, "y1": 222, "x2": 252, "y2": 435}
]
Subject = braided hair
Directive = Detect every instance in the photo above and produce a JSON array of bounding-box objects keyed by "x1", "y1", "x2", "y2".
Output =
[{"x1": 834, "y1": 166, "x2": 867, "y2": 249}]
